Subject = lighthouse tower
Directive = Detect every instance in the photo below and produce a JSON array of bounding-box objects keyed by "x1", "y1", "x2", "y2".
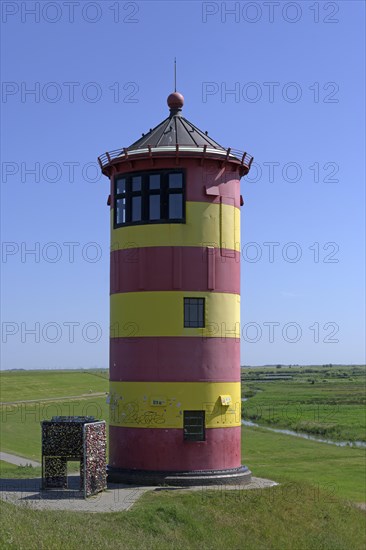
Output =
[{"x1": 98, "y1": 92, "x2": 253, "y2": 485}]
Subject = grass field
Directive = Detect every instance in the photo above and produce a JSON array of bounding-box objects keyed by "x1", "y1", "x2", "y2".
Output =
[
  {"x1": 242, "y1": 365, "x2": 366, "y2": 442},
  {"x1": 1, "y1": 482, "x2": 365, "y2": 550},
  {"x1": 1, "y1": 423, "x2": 364, "y2": 502},
  {"x1": 0, "y1": 461, "x2": 42, "y2": 478},
  {"x1": 0, "y1": 367, "x2": 365, "y2": 549},
  {"x1": 0, "y1": 369, "x2": 108, "y2": 403},
  {"x1": 1, "y1": 395, "x2": 108, "y2": 460},
  {"x1": 0, "y1": 369, "x2": 109, "y2": 460}
]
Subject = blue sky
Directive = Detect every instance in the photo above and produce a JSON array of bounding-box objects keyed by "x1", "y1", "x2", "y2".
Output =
[{"x1": 1, "y1": 0, "x2": 365, "y2": 369}]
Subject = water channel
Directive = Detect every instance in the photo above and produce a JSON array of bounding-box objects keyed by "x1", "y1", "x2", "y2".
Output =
[{"x1": 241, "y1": 398, "x2": 366, "y2": 448}]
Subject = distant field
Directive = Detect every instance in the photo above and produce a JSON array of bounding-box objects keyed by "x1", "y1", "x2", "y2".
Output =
[
  {"x1": 1, "y1": 396, "x2": 107, "y2": 461},
  {"x1": 242, "y1": 365, "x2": 366, "y2": 442},
  {"x1": 0, "y1": 369, "x2": 108, "y2": 402}
]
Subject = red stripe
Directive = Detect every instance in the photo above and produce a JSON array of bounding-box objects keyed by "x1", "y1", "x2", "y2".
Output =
[
  {"x1": 109, "y1": 426, "x2": 241, "y2": 471},
  {"x1": 110, "y1": 158, "x2": 241, "y2": 208},
  {"x1": 110, "y1": 337, "x2": 240, "y2": 382},
  {"x1": 110, "y1": 247, "x2": 240, "y2": 294}
]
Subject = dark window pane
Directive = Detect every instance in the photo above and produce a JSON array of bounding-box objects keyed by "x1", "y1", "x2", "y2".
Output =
[
  {"x1": 198, "y1": 302, "x2": 204, "y2": 326},
  {"x1": 132, "y1": 176, "x2": 142, "y2": 192},
  {"x1": 169, "y1": 194, "x2": 183, "y2": 219},
  {"x1": 184, "y1": 302, "x2": 189, "y2": 317},
  {"x1": 149, "y1": 174, "x2": 160, "y2": 190},
  {"x1": 114, "y1": 171, "x2": 185, "y2": 227},
  {"x1": 169, "y1": 173, "x2": 183, "y2": 188},
  {"x1": 132, "y1": 196, "x2": 141, "y2": 222},
  {"x1": 149, "y1": 195, "x2": 160, "y2": 220},
  {"x1": 183, "y1": 411, "x2": 205, "y2": 441},
  {"x1": 184, "y1": 298, "x2": 205, "y2": 328},
  {"x1": 116, "y1": 178, "x2": 126, "y2": 194},
  {"x1": 116, "y1": 198, "x2": 126, "y2": 224},
  {"x1": 188, "y1": 303, "x2": 197, "y2": 324}
]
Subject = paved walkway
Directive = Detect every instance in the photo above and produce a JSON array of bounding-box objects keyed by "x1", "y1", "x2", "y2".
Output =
[
  {"x1": 0, "y1": 475, "x2": 278, "y2": 513},
  {"x1": 0, "y1": 452, "x2": 278, "y2": 512},
  {"x1": 0, "y1": 452, "x2": 41, "y2": 468}
]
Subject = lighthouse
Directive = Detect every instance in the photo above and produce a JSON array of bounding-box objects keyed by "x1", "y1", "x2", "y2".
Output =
[{"x1": 98, "y1": 91, "x2": 253, "y2": 485}]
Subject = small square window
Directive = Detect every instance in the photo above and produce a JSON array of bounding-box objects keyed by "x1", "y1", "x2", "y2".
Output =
[
  {"x1": 184, "y1": 298, "x2": 205, "y2": 328},
  {"x1": 184, "y1": 411, "x2": 205, "y2": 441}
]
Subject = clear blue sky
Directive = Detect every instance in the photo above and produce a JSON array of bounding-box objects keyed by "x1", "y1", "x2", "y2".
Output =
[{"x1": 1, "y1": 1, "x2": 365, "y2": 369}]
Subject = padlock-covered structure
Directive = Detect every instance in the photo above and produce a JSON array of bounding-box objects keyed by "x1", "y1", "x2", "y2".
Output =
[{"x1": 41, "y1": 416, "x2": 106, "y2": 497}]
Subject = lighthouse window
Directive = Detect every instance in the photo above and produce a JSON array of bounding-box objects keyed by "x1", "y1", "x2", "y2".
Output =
[
  {"x1": 149, "y1": 195, "x2": 160, "y2": 220},
  {"x1": 132, "y1": 196, "x2": 142, "y2": 222},
  {"x1": 169, "y1": 194, "x2": 183, "y2": 219},
  {"x1": 184, "y1": 298, "x2": 205, "y2": 328},
  {"x1": 169, "y1": 173, "x2": 183, "y2": 188},
  {"x1": 114, "y1": 170, "x2": 185, "y2": 227},
  {"x1": 116, "y1": 178, "x2": 126, "y2": 194},
  {"x1": 149, "y1": 174, "x2": 161, "y2": 189},
  {"x1": 183, "y1": 411, "x2": 205, "y2": 441},
  {"x1": 116, "y1": 198, "x2": 126, "y2": 224},
  {"x1": 132, "y1": 176, "x2": 142, "y2": 192}
]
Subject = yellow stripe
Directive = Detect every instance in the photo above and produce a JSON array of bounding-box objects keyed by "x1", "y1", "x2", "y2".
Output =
[
  {"x1": 111, "y1": 201, "x2": 240, "y2": 251},
  {"x1": 110, "y1": 291, "x2": 240, "y2": 338},
  {"x1": 109, "y1": 381, "x2": 241, "y2": 428}
]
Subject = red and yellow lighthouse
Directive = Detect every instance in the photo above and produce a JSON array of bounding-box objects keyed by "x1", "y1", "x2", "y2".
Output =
[{"x1": 98, "y1": 92, "x2": 253, "y2": 484}]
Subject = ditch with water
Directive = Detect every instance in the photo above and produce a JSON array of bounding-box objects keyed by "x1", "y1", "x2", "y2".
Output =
[{"x1": 240, "y1": 397, "x2": 366, "y2": 448}]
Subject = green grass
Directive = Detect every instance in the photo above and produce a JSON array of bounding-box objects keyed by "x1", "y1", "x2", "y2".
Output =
[
  {"x1": 0, "y1": 482, "x2": 365, "y2": 550},
  {"x1": 0, "y1": 460, "x2": 84, "y2": 478},
  {"x1": 1, "y1": 397, "x2": 364, "y2": 501},
  {"x1": 0, "y1": 396, "x2": 108, "y2": 461},
  {"x1": 0, "y1": 461, "x2": 42, "y2": 479},
  {"x1": 0, "y1": 369, "x2": 108, "y2": 402},
  {"x1": 1, "y1": 368, "x2": 365, "y2": 549},
  {"x1": 1, "y1": 369, "x2": 365, "y2": 502},
  {"x1": 242, "y1": 365, "x2": 366, "y2": 442},
  {"x1": 244, "y1": 426, "x2": 365, "y2": 502}
]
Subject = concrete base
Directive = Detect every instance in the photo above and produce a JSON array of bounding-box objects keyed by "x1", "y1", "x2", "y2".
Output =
[{"x1": 107, "y1": 465, "x2": 251, "y2": 486}]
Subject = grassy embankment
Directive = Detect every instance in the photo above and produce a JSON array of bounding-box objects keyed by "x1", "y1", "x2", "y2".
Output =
[
  {"x1": 1, "y1": 482, "x2": 365, "y2": 550},
  {"x1": 0, "y1": 368, "x2": 365, "y2": 550}
]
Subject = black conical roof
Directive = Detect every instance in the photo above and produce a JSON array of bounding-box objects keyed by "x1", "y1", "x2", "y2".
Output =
[
  {"x1": 127, "y1": 92, "x2": 226, "y2": 152},
  {"x1": 98, "y1": 92, "x2": 254, "y2": 176}
]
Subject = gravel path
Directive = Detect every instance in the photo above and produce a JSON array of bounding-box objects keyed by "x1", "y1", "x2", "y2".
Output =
[{"x1": 0, "y1": 476, "x2": 278, "y2": 513}]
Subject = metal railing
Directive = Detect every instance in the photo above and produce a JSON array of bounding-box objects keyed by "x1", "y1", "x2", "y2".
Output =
[{"x1": 98, "y1": 145, "x2": 253, "y2": 171}]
